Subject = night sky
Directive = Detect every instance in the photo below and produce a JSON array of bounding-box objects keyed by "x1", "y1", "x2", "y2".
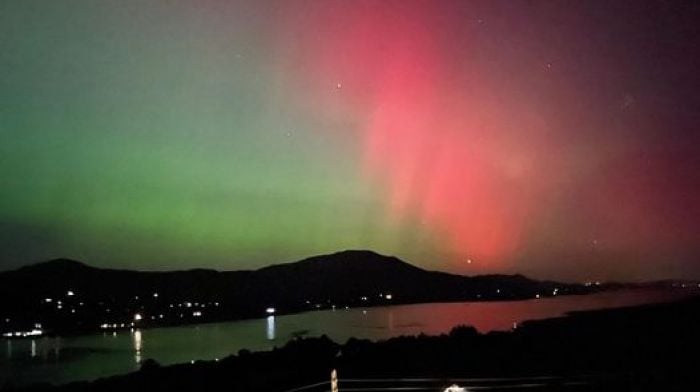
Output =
[{"x1": 1, "y1": 0, "x2": 698, "y2": 281}]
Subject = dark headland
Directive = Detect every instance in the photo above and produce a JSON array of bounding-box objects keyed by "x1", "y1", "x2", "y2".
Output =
[{"x1": 1, "y1": 250, "x2": 597, "y2": 336}]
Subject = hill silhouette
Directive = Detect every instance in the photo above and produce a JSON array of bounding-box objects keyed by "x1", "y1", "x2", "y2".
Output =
[{"x1": 0, "y1": 250, "x2": 593, "y2": 334}]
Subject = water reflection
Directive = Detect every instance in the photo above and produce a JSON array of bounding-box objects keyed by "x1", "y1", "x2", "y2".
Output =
[
  {"x1": 132, "y1": 330, "x2": 142, "y2": 364},
  {"x1": 31, "y1": 340, "x2": 36, "y2": 358},
  {"x1": 1, "y1": 289, "x2": 691, "y2": 387},
  {"x1": 266, "y1": 316, "x2": 275, "y2": 340}
]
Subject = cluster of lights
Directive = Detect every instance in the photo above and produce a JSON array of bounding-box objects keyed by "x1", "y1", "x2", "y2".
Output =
[
  {"x1": 2, "y1": 329, "x2": 43, "y2": 338},
  {"x1": 100, "y1": 322, "x2": 136, "y2": 329}
]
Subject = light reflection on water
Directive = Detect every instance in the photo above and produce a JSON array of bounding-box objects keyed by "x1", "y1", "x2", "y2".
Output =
[
  {"x1": 0, "y1": 289, "x2": 693, "y2": 387},
  {"x1": 266, "y1": 316, "x2": 276, "y2": 341},
  {"x1": 132, "y1": 330, "x2": 142, "y2": 364}
]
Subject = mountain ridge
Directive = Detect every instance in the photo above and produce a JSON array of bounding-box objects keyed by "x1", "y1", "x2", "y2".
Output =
[{"x1": 0, "y1": 249, "x2": 596, "y2": 335}]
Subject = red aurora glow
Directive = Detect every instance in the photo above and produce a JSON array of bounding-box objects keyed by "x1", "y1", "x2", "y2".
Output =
[{"x1": 277, "y1": 2, "x2": 560, "y2": 268}]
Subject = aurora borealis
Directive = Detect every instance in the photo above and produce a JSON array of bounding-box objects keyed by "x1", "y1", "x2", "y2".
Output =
[{"x1": 1, "y1": 0, "x2": 698, "y2": 281}]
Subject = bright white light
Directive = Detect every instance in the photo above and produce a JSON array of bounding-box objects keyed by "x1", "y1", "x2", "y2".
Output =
[
  {"x1": 444, "y1": 384, "x2": 466, "y2": 392},
  {"x1": 266, "y1": 307, "x2": 276, "y2": 314},
  {"x1": 193, "y1": 311, "x2": 202, "y2": 317},
  {"x1": 45, "y1": 298, "x2": 52, "y2": 303},
  {"x1": 134, "y1": 313, "x2": 143, "y2": 321},
  {"x1": 385, "y1": 294, "x2": 393, "y2": 300},
  {"x1": 67, "y1": 290, "x2": 74, "y2": 296},
  {"x1": 535, "y1": 294, "x2": 541, "y2": 299},
  {"x1": 153, "y1": 293, "x2": 158, "y2": 298}
]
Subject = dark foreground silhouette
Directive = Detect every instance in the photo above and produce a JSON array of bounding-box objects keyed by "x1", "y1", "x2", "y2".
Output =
[{"x1": 10, "y1": 295, "x2": 699, "y2": 392}]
